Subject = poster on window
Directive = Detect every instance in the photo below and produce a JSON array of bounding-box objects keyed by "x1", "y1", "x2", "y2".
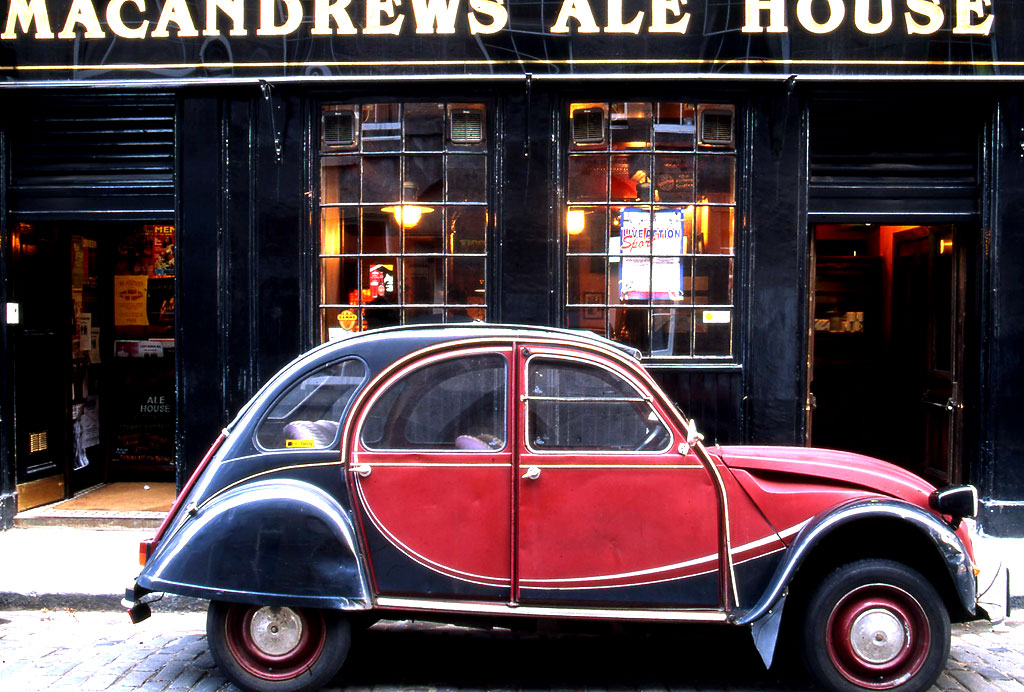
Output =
[{"x1": 619, "y1": 208, "x2": 684, "y2": 301}]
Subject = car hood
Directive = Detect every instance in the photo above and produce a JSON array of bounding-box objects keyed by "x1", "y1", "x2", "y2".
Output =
[{"x1": 715, "y1": 445, "x2": 937, "y2": 510}]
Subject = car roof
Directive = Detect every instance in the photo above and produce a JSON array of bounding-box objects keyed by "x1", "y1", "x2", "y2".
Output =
[
  {"x1": 331, "y1": 323, "x2": 642, "y2": 360},
  {"x1": 228, "y1": 324, "x2": 640, "y2": 431}
]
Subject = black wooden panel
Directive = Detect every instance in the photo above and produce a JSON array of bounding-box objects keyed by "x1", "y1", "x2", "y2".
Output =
[
  {"x1": 177, "y1": 95, "x2": 226, "y2": 482},
  {"x1": 651, "y1": 369, "x2": 743, "y2": 446},
  {"x1": 8, "y1": 93, "x2": 175, "y2": 218},
  {"x1": 809, "y1": 95, "x2": 981, "y2": 220}
]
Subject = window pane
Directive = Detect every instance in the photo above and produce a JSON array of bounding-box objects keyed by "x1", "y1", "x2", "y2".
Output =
[
  {"x1": 567, "y1": 206, "x2": 606, "y2": 253},
  {"x1": 322, "y1": 306, "x2": 362, "y2": 339},
  {"x1": 611, "y1": 153, "x2": 652, "y2": 202},
  {"x1": 403, "y1": 207, "x2": 443, "y2": 254},
  {"x1": 405, "y1": 155, "x2": 443, "y2": 203},
  {"x1": 567, "y1": 256, "x2": 605, "y2": 305},
  {"x1": 655, "y1": 103, "x2": 695, "y2": 151},
  {"x1": 404, "y1": 257, "x2": 443, "y2": 304},
  {"x1": 363, "y1": 305, "x2": 402, "y2": 331},
  {"x1": 696, "y1": 155, "x2": 735, "y2": 204},
  {"x1": 361, "y1": 354, "x2": 506, "y2": 451},
  {"x1": 526, "y1": 359, "x2": 667, "y2": 451},
  {"x1": 609, "y1": 307, "x2": 649, "y2": 353},
  {"x1": 699, "y1": 205, "x2": 735, "y2": 254},
  {"x1": 321, "y1": 257, "x2": 358, "y2": 305},
  {"x1": 654, "y1": 155, "x2": 694, "y2": 204},
  {"x1": 320, "y1": 207, "x2": 358, "y2": 255},
  {"x1": 447, "y1": 256, "x2": 485, "y2": 304},
  {"x1": 693, "y1": 257, "x2": 733, "y2": 305},
  {"x1": 257, "y1": 359, "x2": 367, "y2": 450},
  {"x1": 448, "y1": 206, "x2": 487, "y2": 254},
  {"x1": 610, "y1": 102, "x2": 652, "y2": 151},
  {"x1": 361, "y1": 104, "x2": 402, "y2": 152},
  {"x1": 652, "y1": 309, "x2": 693, "y2": 357},
  {"x1": 566, "y1": 307, "x2": 605, "y2": 335},
  {"x1": 568, "y1": 155, "x2": 607, "y2": 202},
  {"x1": 695, "y1": 309, "x2": 732, "y2": 356},
  {"x1": 321, "y1": 156, "x2": 359, "y2": 204},
  {"x1": 362, "y1": 207, "x2": 401, "y2": 254},
  {"x1": 405, "y1": 307, "x2": 444, "y2": 324},
  {"x1": 363, "y1": 157, "x2": 401, "y2": 202},
  {"x1": 446, "y1": 155, "x2": 487, "y2": 202},
  {"x1": 405, "y1": 103, "x2": 445, "y2": 151},
  {"x1": 362, "y1": 259, "x2": 397, "y2": 305}
]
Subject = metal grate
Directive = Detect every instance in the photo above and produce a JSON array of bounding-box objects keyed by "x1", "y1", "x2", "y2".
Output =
[
  {"x1": 8, "y1": 93, "x2": 175, "y2": 217},
  {"x1": 450, "y1": 108, "x2": 484, "y2": 144},
  {"x1": 29, "y1": 432, "x2": 48, "y2": 454},
  {"x1": 572, "y1": 108, "x2": 605, "y2": 145},
  {"x1": 699, "y1": 109, "x2": 734, "y2": 147},
  {"x1": 322, "y1": 110, "x2": 357, "y2": 149}
]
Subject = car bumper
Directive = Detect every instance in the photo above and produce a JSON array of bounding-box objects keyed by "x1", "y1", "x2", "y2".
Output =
[{"x1": 122, "y1": 581, "x2": 164, "y2": 623}]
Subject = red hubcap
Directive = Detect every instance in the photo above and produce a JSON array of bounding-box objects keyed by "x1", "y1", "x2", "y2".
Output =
[
  {"x1": 223, "y1": 605, "x2": 327, "y2": 681},
  {"x1": 826, "y1": 583, "x2": 931, "y2": 689}
]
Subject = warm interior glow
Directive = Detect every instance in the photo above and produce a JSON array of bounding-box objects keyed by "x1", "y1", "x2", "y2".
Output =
[
  {"x1": 567, "y1": 208, "x2": 586, "y2": 235},
  {"x1": 382, "y1": 205, "x2": 434, "y2": 229},
  {"x1": 940, "y1": 239, "x2": 953, "y2": 254}
]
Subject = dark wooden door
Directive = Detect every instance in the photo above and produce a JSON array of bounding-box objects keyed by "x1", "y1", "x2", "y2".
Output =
[
  {"x1": 12, "y1": 226, "x2": 71, "y2": 510},
  {"x1": 891, "y1": 227, "x2": 964, "y2": 485}
]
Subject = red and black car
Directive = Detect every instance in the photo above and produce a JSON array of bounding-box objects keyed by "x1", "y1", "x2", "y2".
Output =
[{"x1": 123, "y1": 324, "x2": 993, "y2": 692}]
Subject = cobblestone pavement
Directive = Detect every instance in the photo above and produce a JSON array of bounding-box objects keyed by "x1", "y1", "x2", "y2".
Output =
[{"x1": 0, "y1": 609, "x2": 1022, "y2": 692}]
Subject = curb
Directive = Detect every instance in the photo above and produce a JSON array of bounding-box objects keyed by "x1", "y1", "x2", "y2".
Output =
[{"x1": 0, "y1": 592, "x2": 207, "y2": 613}]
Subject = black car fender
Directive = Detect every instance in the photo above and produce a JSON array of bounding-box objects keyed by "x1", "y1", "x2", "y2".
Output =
[
  {"x1": 735, "y1": 498, "x2": 975, "y2": 667},
  {"x1": 137, "y1": 478, "x2": 371, "y2": 610}
]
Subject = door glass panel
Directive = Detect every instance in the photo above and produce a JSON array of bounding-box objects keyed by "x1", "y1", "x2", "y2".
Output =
[
  {"x1": 525, "y1": 359, "x2": 668, "y2": 452},
  {"x1": 361, "y1": 354, "x2": 506, "y2": 451}
]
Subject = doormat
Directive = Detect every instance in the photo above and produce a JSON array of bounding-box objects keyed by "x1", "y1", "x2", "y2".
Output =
[{"x1": 53, "y1": 482, "x2": 176, "y2": 512}]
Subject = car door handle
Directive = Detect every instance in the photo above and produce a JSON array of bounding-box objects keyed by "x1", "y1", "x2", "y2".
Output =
[
  {"x1": 521, "y1": 466, "x2": 541, "y2": 481},
  {"x1": 351, "y1": 463, "x2": 372, "y2": 478}
]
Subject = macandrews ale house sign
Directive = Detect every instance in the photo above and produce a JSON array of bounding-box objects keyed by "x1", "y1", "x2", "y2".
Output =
[{"x1": 0, "y1": 0, "x2": 1014, "y2": 82}]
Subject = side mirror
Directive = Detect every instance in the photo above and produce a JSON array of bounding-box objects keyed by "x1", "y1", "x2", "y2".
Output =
[
  {"x1": 928, "y1": 485, "x2": 978, "y2": 528},
  {"x1": 677, "y1": 418, "x2": 704, "y2": 456}
]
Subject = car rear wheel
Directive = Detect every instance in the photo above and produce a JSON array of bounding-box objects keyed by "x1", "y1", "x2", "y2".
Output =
[
  {"x1": 801, "y1": 559, "x2": 950, "y2": 692},
  {"x1": 207, "y1": 601, "x2": 350, "y2": 692}
]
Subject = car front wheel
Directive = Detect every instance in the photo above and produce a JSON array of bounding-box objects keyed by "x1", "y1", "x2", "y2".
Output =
[
  {"x1": 801, "y1": 559, "x2": 950, "y2": 692},
  {"x1": 206, "y1": 601, "x2": 351, "y2": 692}
]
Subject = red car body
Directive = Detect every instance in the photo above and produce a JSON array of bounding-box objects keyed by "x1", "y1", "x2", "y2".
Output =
[{"x1": 123, "y1": 325, "x2": 987, "y2": 692}]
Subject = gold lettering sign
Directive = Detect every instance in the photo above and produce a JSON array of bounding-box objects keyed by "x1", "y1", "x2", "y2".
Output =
[{"x1": 0, "y1": 0, "x2": 997, "y2": 40}]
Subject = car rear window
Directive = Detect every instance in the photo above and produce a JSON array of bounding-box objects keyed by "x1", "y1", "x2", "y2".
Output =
[{"x1": 256, "y1": 358, "x2": 367, "y2": 450}]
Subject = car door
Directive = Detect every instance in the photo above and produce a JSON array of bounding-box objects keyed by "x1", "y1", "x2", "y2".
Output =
[
  {"x1": 515, "y1": 346, "x2": 723, "y2": 608},
  {"x1": 350, "y1": 347, "x2": 513, "y2": 601}
]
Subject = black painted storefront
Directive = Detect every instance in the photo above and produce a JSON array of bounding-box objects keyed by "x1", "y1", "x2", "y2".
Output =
[{"x1": 1, "y1": 0, "x2": 1023, "y2": 534}]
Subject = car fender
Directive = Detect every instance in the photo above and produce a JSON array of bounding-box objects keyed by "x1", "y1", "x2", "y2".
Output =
[
  {"x1": 736, "y1": 498, "x2": 975, "y2": 667},
  {"x1": 137, "y1": 479, "x2": 370, "y2": 610}
]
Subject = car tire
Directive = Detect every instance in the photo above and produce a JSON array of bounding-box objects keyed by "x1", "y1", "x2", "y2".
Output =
[
  {"x1": 206, "y1": 601, "x2": 351, "y2": 692},
  {"x1": 800, "y1": 559, "x2": 950, "y2": 692}
]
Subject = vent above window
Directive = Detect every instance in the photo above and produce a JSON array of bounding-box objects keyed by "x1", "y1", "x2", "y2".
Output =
[
  {"x1": 698, "y1": 105, "x2": 735, "y2": 148},
  {"x1": 449, "y1": 107, "x2": 484, "y2": 144},
  {"x1": 322, "y1": 110, "x2": 357, "y2": 150},
  {"x1": 572, "y1": 107, "x2": 605, "y2": 145}
]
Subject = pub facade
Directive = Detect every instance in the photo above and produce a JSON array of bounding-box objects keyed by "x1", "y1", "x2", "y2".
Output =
[{"x1": 2, "y1": 0, "x2": 1023, "y2": 535}]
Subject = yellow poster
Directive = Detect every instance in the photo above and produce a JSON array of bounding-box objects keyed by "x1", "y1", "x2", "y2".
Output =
[{"x1": 114, "y1": 275, "x2": 149, "y2": 326}]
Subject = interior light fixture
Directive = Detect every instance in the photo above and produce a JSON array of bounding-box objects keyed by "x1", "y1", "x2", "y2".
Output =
[
  {"x1": 567, "y1": 208, "x2": 586, "y2": 235},
  {"x1": 382, "y1": 205, "x2": 434, "y2": 229}
]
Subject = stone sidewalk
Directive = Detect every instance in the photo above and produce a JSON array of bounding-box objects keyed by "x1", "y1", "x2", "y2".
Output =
[{"x1": 1, "y1": 610, "x2": 1022, "y2": 692}]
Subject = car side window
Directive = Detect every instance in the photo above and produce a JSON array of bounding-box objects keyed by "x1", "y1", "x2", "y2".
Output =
[
  {"x1": 525, "y1": 357, "x2": 670, "y2": 452},
  {"x1": 361, "y1": 353, "x2": 507, "y2": 452},
  {"x1": 256, "y1": 359, "x2": 368, "y2": 450}
]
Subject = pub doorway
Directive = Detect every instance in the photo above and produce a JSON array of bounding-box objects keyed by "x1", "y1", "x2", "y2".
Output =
[
  {"x1": 807, "y1": 223, "x2": 968, "y2": 486},
  {"x1": 10, "y1": 222, "x2": 177, "y2": 513}
]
